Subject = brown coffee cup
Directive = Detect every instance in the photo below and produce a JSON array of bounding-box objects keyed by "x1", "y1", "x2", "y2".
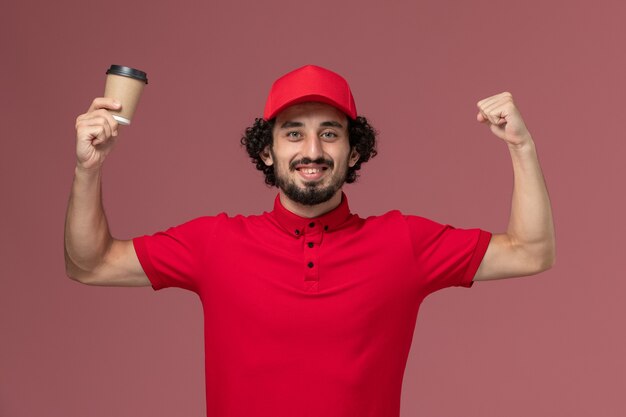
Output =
[{"x1": 104, "y1": 65, "x2": 148, "y2": 125}]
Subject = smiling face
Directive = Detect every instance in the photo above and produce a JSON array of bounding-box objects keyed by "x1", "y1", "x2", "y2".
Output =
[{"x1": 260, "y1": 102, "x2": 359, "y2": 214}]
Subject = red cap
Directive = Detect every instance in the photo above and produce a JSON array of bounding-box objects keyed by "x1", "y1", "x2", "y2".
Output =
[{"x1": 263, "y1": 65, "x2": 357, "y2": 120}]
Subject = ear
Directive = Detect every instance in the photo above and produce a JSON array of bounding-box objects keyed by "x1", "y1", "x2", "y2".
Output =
[
  {"x1": 260, "y1": 145, "x2": 274, "y2": 166},
  {"x1": 348, "y1": 147, "x2": 360, "y2": 168}
]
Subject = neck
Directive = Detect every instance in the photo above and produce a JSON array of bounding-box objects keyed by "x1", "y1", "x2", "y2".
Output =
[{"x1": 279, "y1": 190, "x2": 343, "y2": 218}]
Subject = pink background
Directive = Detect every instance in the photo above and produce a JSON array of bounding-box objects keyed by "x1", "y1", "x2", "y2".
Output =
[{"x1": 2, "y1": 0, "x2": 625, "y2": 416}]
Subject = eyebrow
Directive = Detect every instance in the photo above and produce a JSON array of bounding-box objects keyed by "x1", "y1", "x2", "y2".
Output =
[
  {"x1": 320, "y1": 121, "x2": 344, "y2": 128},
  {"x1": 280, "y1": 121, "x2": 304, "y2": 129},
  {"x1": 279, "y1": 120, "x2": 344, "y2": 129}
]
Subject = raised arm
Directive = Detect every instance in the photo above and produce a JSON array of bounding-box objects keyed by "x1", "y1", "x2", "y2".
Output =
[
  {"x1": 64, "y1": 98, "x2": 149, "y2": 286},
  {"x1": 473, "y1": 92, "x2": 556, "y2": 281}
]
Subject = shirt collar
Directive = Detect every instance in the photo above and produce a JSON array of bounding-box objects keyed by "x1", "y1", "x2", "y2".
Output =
[{"x1": 270, "y1": 192, "x2": 353, "y2": 237}]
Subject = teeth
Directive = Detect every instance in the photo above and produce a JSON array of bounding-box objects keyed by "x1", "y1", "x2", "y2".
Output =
[{"x1": 302, "y1": 168, "x2": 320, "y2": 174}]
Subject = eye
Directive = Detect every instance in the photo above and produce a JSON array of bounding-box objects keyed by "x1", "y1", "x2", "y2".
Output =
[
  {"x1": 286, "y1": 131, "x2": 302, "y2": 139},
  {"x1": 321, "y1": 131, "x2": 338, "y2": 139}
]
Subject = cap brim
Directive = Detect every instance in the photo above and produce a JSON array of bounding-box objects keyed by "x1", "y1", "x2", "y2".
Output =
[{"x1": 265, "y1": 94, "x2": 356, "y2": 120}]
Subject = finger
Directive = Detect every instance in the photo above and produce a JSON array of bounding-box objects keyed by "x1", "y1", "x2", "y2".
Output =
[
  {"x1": 87, "y1": 97, "x2": 122, "y2": 113},
  {"x1": 477, "y1": 92, "x2": 514, "y2": 117},
  {"x1": 93, "y1": 109, "x2": 120, "y2": 136},
  {"x1": 477, "y1": 99, "x2": 501, "y2": 125},
  {"x1": 91, "y1": 126, "x2": 118, "y2": 147},
  {"x1": 477, "y1": 96, "x2": 498, "y2": 109},
  {"x1": 78, "y1": 106, "x2": 120, "y2": 137},
  {"x1": 477, "y1": 95, "x2": 503, "y2": 110},
  {"x1": 85, "y1": 116, "x2": 113, "y2": 144},
  {"x1": 478, "y1": 91, "x2": 513, "y2": 106},
  {"x1": 82, "y1": 109, "x2": 119, "y2": 137},
  {"x1": 488, "y1": 111, "x2": 507, "y2": 126},
  {"x1": 78, "y1": 114, "x2": 115, "y2": 145},
  {"x1": 78, "y1": 123, "x2": 108, "y2": 147},
  {"x1": 482, "y1": 100, "x2": 512, "y2": 125},
  {"x1": 478, "y1": 96, "x2": 504, "y2": 114},
  {"x1": 476, "y1": 102, "x2": 499, "y2": 125}
]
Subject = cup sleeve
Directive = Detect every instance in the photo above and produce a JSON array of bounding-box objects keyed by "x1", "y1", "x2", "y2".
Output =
[{"x1": 404, "y1": 215, "x2": 492, "y2": 293}]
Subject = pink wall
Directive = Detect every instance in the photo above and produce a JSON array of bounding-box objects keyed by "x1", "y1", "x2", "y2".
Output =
[{"x1": 2, "y1": 0, "x2": 625, "y2": 416}]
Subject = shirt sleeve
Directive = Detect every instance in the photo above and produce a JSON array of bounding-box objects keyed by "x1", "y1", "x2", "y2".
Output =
[
  {"x1": 404, "y1": 215, "x2": 492, "y2": 293},
  {"x1": 132, "y1": 215, "x2": 222, "y2": 292}
]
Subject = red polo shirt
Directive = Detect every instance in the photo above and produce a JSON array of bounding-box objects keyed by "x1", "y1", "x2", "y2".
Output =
[{"x1": 133, "y1": 194, "x2": 491, "y2": 417}]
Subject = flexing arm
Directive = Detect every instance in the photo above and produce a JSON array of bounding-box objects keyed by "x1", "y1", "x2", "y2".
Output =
[
  {"x1": 473, "y1": 93, "x2": 556, "y2": 281},
  {"x1": 64, "y1": 98, "x2": 149, "y2": 286}
]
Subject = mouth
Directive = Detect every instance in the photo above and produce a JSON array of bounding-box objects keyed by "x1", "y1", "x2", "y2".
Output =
[{"x1": 294, "y1": 164, "x2": 328, "y2": 181}]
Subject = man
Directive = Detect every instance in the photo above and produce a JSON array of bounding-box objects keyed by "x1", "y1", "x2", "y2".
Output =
[{"x1": 65, "y1": 65, "x2": 555, "y2": 416}]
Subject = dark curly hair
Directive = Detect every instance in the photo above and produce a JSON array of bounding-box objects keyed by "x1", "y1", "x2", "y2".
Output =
[{"x1": 240, "y1": 116, "x2": 378, "y2": 186}]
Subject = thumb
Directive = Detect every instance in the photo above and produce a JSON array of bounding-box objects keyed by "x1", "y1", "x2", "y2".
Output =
[{"x1": 477, "y1": 112, "x2": 487, "y2": 123}]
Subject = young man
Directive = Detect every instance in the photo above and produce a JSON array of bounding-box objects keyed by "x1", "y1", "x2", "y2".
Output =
[{"x1": 65, "y1": 65, "x2": 555, "y2": 416}]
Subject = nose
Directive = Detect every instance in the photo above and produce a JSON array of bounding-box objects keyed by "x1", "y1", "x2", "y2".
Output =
[{"x1": 302, "y1": 133, "x2": 324, "y2": 160}]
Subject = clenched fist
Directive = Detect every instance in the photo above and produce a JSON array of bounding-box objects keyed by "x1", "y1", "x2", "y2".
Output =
[
  {"x1": 75, "y1": 98, "x2": 121, "y2": 170},
  {"x1": 477, "y1": 92, "x2": 532, "y2": 148}
]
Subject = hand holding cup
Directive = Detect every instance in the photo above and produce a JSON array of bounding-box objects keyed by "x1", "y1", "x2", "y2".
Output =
[
  {"x1": 74, "y1": 66, "x2": 148, "y2": 171},
  {"x1": 75, "y1": 98, "x2": 122, "y2": 171}
]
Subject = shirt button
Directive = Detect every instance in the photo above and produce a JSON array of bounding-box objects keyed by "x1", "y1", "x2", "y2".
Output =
[
  {"x1": 295, "y1": 229, "x2": 300, "y2": 235},
  {"x1": 307, "y1": 242, "x2": 314, "y2": 248},
  {"x1": 307, "y1": 262, "x2": 314, "y2": 268},
  {"x1": 309, "y1": 222, "x2": 315, "y2": 228},
  {"x1": 324, "y1": 225, "x2": 329, "y2": 231}
]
